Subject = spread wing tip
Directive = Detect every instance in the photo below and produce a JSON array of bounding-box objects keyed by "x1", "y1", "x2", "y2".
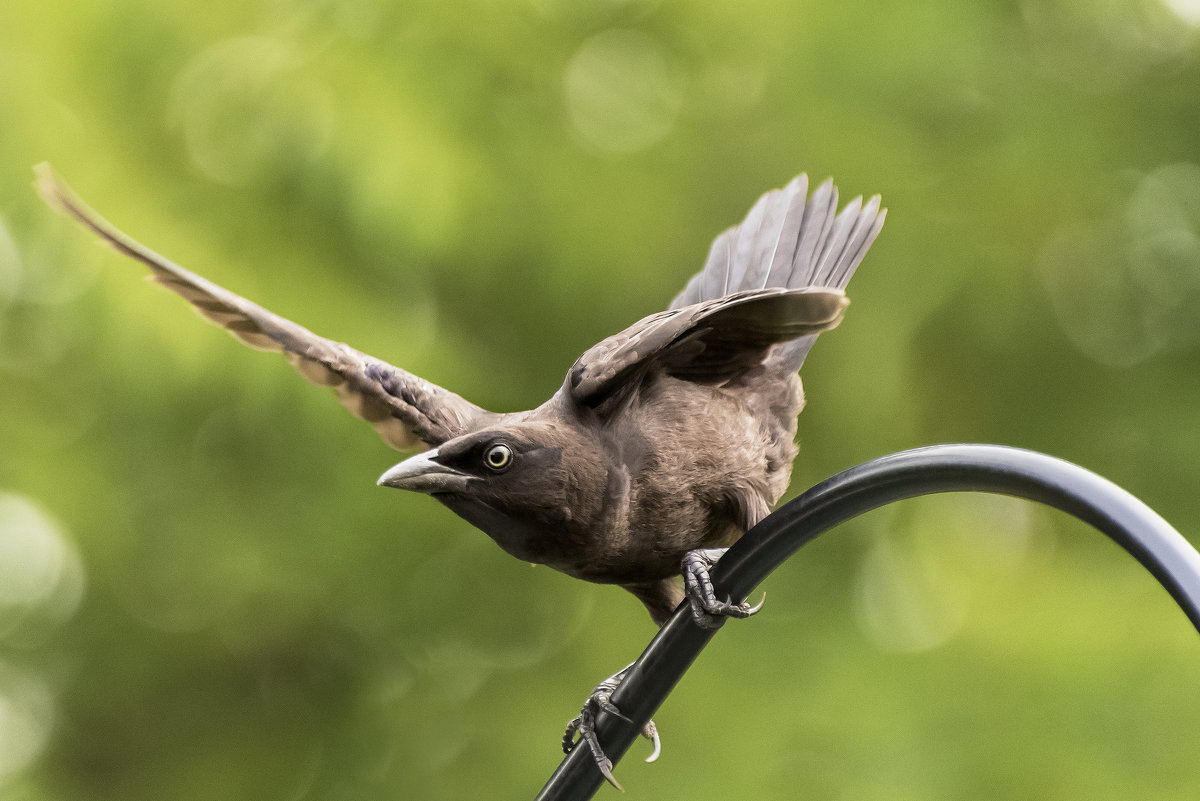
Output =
[
  {"x1": 33, "y1": 162, "x2": 66, "y2": 213},
  {"x1": 671, "y1": 175, "x2": 886, "y2": 309},
  {"x1": 35, "y1": 163, "x2": 486, "y2": 453}
]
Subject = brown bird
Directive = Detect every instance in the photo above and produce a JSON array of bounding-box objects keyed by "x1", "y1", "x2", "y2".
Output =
[{"x1": 37, "y1": 164, "x2": 884, "y2": 785}]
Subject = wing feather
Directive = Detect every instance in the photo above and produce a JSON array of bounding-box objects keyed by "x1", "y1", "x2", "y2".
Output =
[
  {"x1": 669, "y1": 174, "x2": 886, "y2": 372},
  {"x1": 36, "y1": 163, "x2": 491, "y2": 451},
  {"x1": 568, "y1": 287, "x2": 848, "y2": 409}
]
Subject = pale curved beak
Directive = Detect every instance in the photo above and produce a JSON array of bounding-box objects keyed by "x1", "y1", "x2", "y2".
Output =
[{"x1": 377, "y1": 448, "x2": 471, "y2": 494}]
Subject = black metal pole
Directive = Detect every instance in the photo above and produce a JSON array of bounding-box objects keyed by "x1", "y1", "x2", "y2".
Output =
[{"x1": 534, "y1": 444, "x2": 1200, "y2": 800}]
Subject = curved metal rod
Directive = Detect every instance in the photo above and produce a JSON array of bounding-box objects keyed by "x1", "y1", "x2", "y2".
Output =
[{"x1": 534, "y1": 444, "x2": 1200, "y2": 800}]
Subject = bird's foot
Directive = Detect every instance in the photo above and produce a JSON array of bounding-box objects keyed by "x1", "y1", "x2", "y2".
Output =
[
  {"x1": 562, "y1": 665, "x2": 661, "y2": 790},
  {"x1": 682, "y1": 547, "x2": 765, "y2": 629}
]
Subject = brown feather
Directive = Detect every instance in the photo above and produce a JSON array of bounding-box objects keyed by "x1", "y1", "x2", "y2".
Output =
[{"x1": 36, "y1": 163, "x2": 490, "y2": 451}]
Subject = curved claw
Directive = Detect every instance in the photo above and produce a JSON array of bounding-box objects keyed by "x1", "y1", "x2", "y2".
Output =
[
  {"x1": 571, "y1": 703, "x2": 623, "y2": 790},
  {"x1": 598, "y1": 758, "x2": 623, "y2": 791},
  {"x1": 563, "y1": 666, "x2": 662, "y2": 788},
  {"x1": 683, "y1": 547, "x2": 767, "y2": 628},
  {"x1": 723, "y1": 590, "x2": 766, "y2": 619},
  {"x1": 596, "y1": 696, "x2": 632, "y2": 723},
  {"x1": 643, "y1": 721, "x2": 661, "y2": 763},
  {"x1": 743, "y1": 591, "x2": 767, "y2": 616}
]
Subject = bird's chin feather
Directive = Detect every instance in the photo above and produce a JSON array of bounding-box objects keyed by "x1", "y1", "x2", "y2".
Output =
[{"x1": 377, "y1": 448, "x2": 472, "y2": 494}]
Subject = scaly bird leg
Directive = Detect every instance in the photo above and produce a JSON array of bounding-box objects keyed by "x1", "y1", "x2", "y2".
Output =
[
  {"x1": 682, "y1": 547, "x2": 766, "y2": 629},
  {"x1": 562, "y1": 664, "x2": 661, "y2": 790}
]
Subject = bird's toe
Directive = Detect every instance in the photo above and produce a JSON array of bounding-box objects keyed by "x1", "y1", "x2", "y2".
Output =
[
  {"x1": 682, "y1": 547, "x2": 766, "y2": 628},
  {"x1": 562, "y1": 665, "x2": 661, "y2": 789}
]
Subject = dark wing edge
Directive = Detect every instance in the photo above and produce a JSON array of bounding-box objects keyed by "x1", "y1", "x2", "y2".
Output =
[
  {"x1": 35, "y1": 163, "x2": 488, "y2": 451},
  {"x1": 669, "y1": 174, "x2": 885, "y2": 370},
  {"x1": 568, "y1": 287, "x2": 848, "y2": 409}
]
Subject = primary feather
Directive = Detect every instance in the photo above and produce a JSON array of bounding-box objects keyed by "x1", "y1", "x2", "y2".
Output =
[
  {"x1": 671, "y1": 174, "x2": 885, "y2": 371},
  {"x1": 35, "y1": 163, "x2": 492, "y2": 450}
]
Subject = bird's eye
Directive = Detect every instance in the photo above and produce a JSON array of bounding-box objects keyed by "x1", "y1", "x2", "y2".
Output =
[{"x1": 483, "y1": 443, "x2": 513, "y2": 472}]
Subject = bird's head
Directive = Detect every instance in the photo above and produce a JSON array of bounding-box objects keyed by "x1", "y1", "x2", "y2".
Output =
[{"x1": 377, "y1": 423, "x2": 595, "y2": 565}]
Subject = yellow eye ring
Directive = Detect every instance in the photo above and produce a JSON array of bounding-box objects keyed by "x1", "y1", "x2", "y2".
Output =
[{"x1": 483, "y1": 443, "x2": 513, "y2": 471}]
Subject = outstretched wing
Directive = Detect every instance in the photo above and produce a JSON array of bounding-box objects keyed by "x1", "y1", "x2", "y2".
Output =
[
  {"x1": 36, "y1": 163, "x2": 491, "y2": 451},
  {"x1": 671, "y1": 175, "x2": 885, "y2": 371},
  {"x1": 567, "y1": 287, "x2": 848, "y2": 409}
]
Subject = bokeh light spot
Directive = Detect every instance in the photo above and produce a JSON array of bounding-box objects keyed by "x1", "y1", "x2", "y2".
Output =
[
  {"x1": 0, "y1": 663, "x2": 54, "y2": 781},
  {"x1": 169, "y1": 37, "x2": 334, "y2": 185},
  {"x1": 564, "y1": 29, "x2": 683, "y2": 154},
  {"x1": 1040, "y1": 163, "x2": 1200, "y2": 367},
  {"x1": 0, "y1": 493, "x2": 86, "y2": 640},
  {"x1": 854, "y1": 496, "x2": 1036, "y2": 653},
  {"x1": 1163, "y1": 0, "x2": 1200, "y2": 25},
  {"x1": 855, "y1": 533, "x2": 969, "y2": 653}
]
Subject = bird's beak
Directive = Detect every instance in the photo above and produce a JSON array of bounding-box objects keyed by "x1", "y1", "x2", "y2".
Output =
[{"x1": 377, "y1": 448, "x2": 471, "y2": 494}]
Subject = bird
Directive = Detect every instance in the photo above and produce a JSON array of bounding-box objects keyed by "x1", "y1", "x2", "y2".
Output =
[{"x1": 36, "y1": 163, "x2": 885, "y2": 786}]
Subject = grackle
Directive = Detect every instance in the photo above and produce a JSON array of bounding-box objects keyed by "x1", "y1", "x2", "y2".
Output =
[{"x1": 37, "y1": 165, "x2": 884, "y2": 787}]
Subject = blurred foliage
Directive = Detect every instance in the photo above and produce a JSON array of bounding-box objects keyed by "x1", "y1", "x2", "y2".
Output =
[{"x1": 1, "y1": 0, "x2": 1200, "y2": 799}]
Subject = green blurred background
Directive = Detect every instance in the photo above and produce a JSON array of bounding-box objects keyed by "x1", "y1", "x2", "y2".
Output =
[{"x1": 2, "y1": 0, "x2": 1200, "y2": 798}]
